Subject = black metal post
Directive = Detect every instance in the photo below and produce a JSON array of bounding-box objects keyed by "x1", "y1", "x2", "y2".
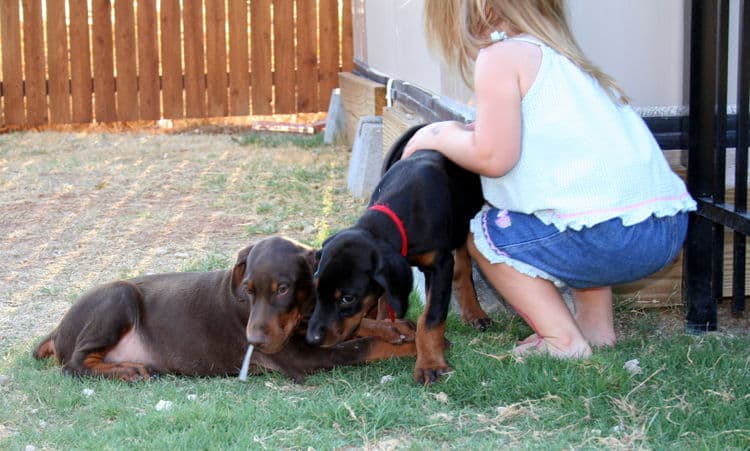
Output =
[
  {"x1": 685, "y1": 0, "x2": 723, "y2": 332},
  {"x1": 733, "y1": 0, "x2": 750, "y2": 316}
]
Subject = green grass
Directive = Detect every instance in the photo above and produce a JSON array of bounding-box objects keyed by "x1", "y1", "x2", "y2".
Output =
[{"x1": 2, "y1": 292, "x2": 749, "y2": 449}]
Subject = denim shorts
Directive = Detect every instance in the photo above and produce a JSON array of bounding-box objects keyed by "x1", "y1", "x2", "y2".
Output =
[{"x1": 470, "y1": 208, "x2": 689, "y2": 289}]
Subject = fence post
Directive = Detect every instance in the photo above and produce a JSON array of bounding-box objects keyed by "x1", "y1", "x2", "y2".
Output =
[{"x1": 684, "y1": 0, "x2": 729, "y2": 332}]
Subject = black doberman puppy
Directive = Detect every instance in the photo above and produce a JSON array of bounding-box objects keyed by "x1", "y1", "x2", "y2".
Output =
[
  {"x1": 33, "y1": 236, "x2": 416, "y2": 383},
  {"x1": 306, "y1": 124, "x2": 488, "y2": 385}
]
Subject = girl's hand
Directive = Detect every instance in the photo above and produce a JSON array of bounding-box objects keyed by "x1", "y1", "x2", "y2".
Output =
[{"x1": 402, "y1": 121, "x2": 464, "y2": 160}]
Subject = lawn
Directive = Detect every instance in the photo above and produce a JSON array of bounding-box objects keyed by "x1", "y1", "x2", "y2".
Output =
[{"x1": 0, "y1": 130, "x2": 748, "y2": 449}]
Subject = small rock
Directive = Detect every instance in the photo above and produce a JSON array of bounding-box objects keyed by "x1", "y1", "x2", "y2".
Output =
[
  {"x1": 623, "y1": 359, "x2": 642, "y2": 375},
  {"x1": 155, "y1": 400, "x2": 173, "y2": 411},
  {"x1": 379, "y1": 375, "x2": 394, "y2": 384},
  {"x1": 173, "y1": 252, "x2": 189, "y2": 259},
  {"x1": 81, "y1": 388, "x2": 94, "y2": 397},
  {"x1": 187, "y1": 394, "x2": 197, "y2": 401},
  {"x1": 433, "y1": 392, "x2": 449, "y2": 403},
  {"x1": 0, "y1": 375, "x2": 11, "y2": 386}
]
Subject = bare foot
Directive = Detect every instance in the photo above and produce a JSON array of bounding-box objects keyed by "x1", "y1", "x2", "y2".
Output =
[
  {"x1": 513, "y1": 336, "x2": 592, "y2": 359},
  {"x1": 517, "y1": 333, "x2": 539, "y2": 346}
]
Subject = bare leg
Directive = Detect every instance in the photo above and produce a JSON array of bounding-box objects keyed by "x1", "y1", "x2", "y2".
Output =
[
  {"x1": 467, "y1": 236, "x2": 591, "y2": 359},
  {"x1": 572, "y1": 286, "x2": 616, "y2": 347}
]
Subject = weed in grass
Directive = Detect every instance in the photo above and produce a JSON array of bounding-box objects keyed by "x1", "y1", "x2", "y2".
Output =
[
  {"x1": 245, "y1": 221, "x2": 280, "y2": 235},
  {"x1": 181, "y1": 253, "x2": 231, "y2": 272},
  {"x1": 255, "y1": 202, "x2": 274, "y2": 214},
  {"x1": 202, "y1": 173, "x2": 228, "y2": 191},
  {"x1": 232, "y1": 131, "x2": 326, "y2": 149}
]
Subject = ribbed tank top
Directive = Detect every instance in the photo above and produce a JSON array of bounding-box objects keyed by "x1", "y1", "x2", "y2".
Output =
[{"x1": 480, "y1": 34, "x2": 695, "y2": 230}]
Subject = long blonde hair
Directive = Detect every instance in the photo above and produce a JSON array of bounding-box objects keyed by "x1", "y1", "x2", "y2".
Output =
[{"x1": 424, "y1": 0, "x2": 629, "y2": 104}]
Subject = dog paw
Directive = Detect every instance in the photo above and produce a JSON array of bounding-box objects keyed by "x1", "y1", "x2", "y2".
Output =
[
  {"x1": 467, "y1": 316, "x2": 493, "y2": 331},
  {"x1": 413, "y1": 364, "x2": 452, "y2": 386},
  {"x1": 116, "y1": 364, "x2": 154, "y2": 382},
  {"x1": 388, "y1": 319, "x2": 416, "y2": 343}
]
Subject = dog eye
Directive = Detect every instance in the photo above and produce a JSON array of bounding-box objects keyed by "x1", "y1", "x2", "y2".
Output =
[
  {"x1": 340, "y1": 295, "x2": 356, "y2": 305},
  {"x1": 277, "y1": 284, "x2": 289, "y2": 295}
]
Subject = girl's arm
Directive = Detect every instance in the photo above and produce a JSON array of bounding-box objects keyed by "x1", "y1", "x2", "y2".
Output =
[{"x1": 402, "y1": 42, "x2": 524, "y2": 178}]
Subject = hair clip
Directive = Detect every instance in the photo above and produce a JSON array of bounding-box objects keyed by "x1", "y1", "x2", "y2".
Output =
[{"x1": 490, "y1": 30, "x2": 507, "y2": 42}]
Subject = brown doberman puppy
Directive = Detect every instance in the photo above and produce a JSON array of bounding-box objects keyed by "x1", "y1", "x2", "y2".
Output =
[
  {"x1": 33, "y1": 236, "x2": 416, "y2": 383},
  {"x1": 306, "y1": 124, "x2": 489, "y2": 385}
]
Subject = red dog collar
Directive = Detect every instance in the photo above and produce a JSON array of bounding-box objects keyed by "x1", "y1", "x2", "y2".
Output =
[
  {"x1": 368, "y1": 203, "x2": 407, "y2": 322},
  {"x1": 368, "y1": 204, "x2": 408, "y2": 257}
]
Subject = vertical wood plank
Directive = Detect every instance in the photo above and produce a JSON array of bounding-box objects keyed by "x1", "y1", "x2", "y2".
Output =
[
  {"x1": 160, "y1": 0, "x2": 183, "y2": 118},
  {"x1": 137, "y1": 0, "x2": 160, "y2": 120},
  {"x1": 68, "y1": 0, "x2": 93, "y2": 123},
  {"x1": 251, "y1": 0, "x2": 273, "y2": 114},
  {"x1": 273, "y1": 0, "x2": 295, "y2": 114},
  {"x1": 46, "y1": 0, "x2": 71, "y2": 123},
  {"x1": 1, "y1": 0, "x2": 25, "y2": 125},
  {"x1": 318, "y1": 0, "x2": 339, "y2": 111},
  {"x1": 92, "y1": 0, "x2": 117, "y2": 122},
  {"x1": 22, "y1": 0, "x2": 47, "y2": 124},
  {"x1": 205, "y1": 0, "x2": 227, "y2": 117},
  {"x1": 183, "y1": 0, "x2": 206, "y2": 118},
  {"x1": 341, "y1": 0, "x2": 354, "y2": 72},
  {"x1": 295, "y1": 0, "x2": 318, "y2": 112},
  {"x1": 114, "y1": 0, "x2": 138, "y2": 120},
  {"x1": 228, "y1": 0, "x2": 249, "y2": 116}
]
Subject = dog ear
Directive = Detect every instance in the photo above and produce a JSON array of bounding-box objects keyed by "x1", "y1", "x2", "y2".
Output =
[
  {"x1": 231, "y1": 244, "x2": 254, "y2": 301},
  {"x1": 371, "y1": 247, "x2": 412, "y2": 318}
]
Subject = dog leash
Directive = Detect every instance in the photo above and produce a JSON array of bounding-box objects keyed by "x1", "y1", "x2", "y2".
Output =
[{"x1": 368, "y1": 203, "x2": 408, "y2": 323}]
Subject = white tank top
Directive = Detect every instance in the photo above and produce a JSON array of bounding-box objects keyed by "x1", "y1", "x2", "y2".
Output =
[{"x1": 480, "y1": 34, "x2": 696, "y2": 230}]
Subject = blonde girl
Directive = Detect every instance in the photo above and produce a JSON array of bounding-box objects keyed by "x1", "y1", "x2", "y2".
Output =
[{"x1": 403, "y1": 0, "x2": 696, "y2": 358}]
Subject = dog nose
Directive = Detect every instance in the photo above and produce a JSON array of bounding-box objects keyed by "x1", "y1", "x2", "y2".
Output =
[
  {"x1": 246, "y1": 330, "x2": 267, "y2": 346},
  {"x1": 306, "y1": 329, "x2": 323, "y2": 345}
]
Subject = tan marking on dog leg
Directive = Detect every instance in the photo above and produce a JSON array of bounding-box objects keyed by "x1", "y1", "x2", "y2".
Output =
[
  {"x1": 33, "y1": 338, "x2": 57, "y2": 360},
  {"x1": 413, "y1": 288, "x2": 450, "y2": 385},
  {"x1": 356, "y1": 318, "x2": 415, "y2": 343},
  {"x1": 83, "y1": 351, "x2": 153, "y2": 381},
  {"x1": 453, "y1": 245, "x2": 491, "y2": 330},
  {"x1": 365, "y1": 340, "x2": 417, "y2": 361}
]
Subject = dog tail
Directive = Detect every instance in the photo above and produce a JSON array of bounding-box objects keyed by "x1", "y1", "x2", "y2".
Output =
[
  {"x1": 380, "y1": 124, "x2": 427, "y2": 175},
  {"x1": 32, "y1": 334, "x2": 57, "y2": 360}
]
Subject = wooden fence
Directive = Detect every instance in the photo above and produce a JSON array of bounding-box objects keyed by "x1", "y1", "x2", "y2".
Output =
[{"x1": 0, "y1": 0, "x2": 353, "y2": 127}]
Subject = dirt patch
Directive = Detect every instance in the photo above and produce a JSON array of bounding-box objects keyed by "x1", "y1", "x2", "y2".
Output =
[{"x1": 0, "y1": 129, "x2": 362, "y2": 355}]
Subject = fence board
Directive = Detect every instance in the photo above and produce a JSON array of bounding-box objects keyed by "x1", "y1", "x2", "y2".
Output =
[
  {"x1": 160, "y1": 0, "x2": 183, "y2": 119},
  {"x1": 137, "y1": 0, "x2": 160, "y2": 120},
  {"x1": 183, "y1": 0, "x2": 206, "y2": 118},
  {"x1": 205, "y1": 0, "x2": 227, "y2": 117},
  {"x1": 115, "y1": 0, "x2": 138, "y2": 121},
  {"x1": 251, "y1": 0, "x2": 273, "y2": 115},
  {"x1": 318, "y1": 0, "x2": 339, "y2": 111},
  {"x1": 92, "y1": 0, "x2": 117, "y2": 122},
  {"x1": 295, "y1": 0, "x2": 318, "y2": 112},
  {"x1": 46, "y1": 0, "x2": 71, "y2": 124},
  {"x1": 228, "y1": 0, "x2": 249, "y2": 115},
  {"x1": 274, "y1": 0, "x2": 296, "y2": 114},
  {"x1": 68, "y1": 0, "x2": 92, "y2": 123},
  {"x1": 22, "y1": 0, "x2": 47, "y2": 125},
  {"x1": 342, "y1": 0, "x2": 354, "y2": 72},
  {"x1": 1, "y1": 0, "x2": 25, "y2": 125}
]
